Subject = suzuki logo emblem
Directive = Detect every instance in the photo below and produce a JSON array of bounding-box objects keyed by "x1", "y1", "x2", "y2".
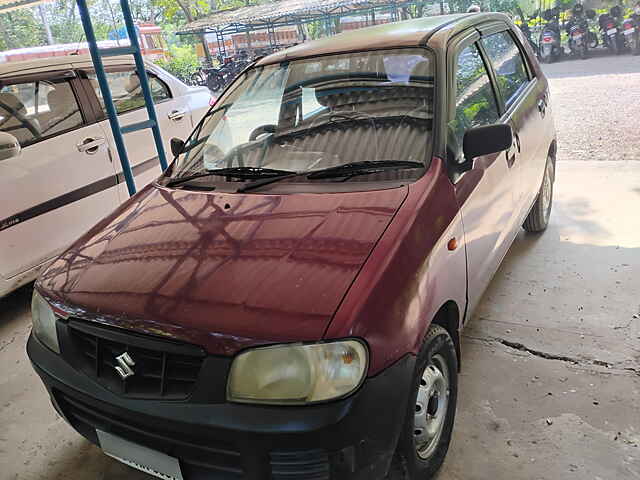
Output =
[{"x1": 114, "y1": 352, "x2": 136, "y2": 380}]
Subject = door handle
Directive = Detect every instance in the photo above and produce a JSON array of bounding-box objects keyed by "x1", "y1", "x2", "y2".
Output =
[
  {"x1": 514, "y1": 132, "x2": 521, "y2": 153},
  {"x1": 168, "y1": 110, "x2": 186, "y2": 121},
  {"x1": 537, "y1": 99, "x2": 546, "y2": 117},
  {"x1": 77, "y1": 137, "x2": 105, "y2": 154}
]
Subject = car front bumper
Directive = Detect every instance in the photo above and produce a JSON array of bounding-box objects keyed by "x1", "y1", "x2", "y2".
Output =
[{"x1": 27, "y1": 332, "x2": 415, "y2": 480}]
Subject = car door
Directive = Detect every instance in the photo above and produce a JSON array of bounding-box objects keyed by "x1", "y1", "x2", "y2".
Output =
[
  {"x1": 0, "y1": 70, "x2": 119, "y2": 283},
  {"x1": 480, "y1": 27, "x2": 548, "y2": 222},
  {"x1": 447, "y1": 33, "x2": 521, "y2": 316},
  {"x1": 82, "y1": 66, "x2": 193, "y2": 201}
]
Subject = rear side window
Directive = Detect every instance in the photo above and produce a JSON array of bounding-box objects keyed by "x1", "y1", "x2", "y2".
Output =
[
  {"x1": 0, "y1": 78, "x2": 83, "y2": 147},
  {"x1": 88, "y1": 71, "x2": 171, "y2": 116},
  {"x1": 449, "y1": 43, "x2": 500, "y2": 151},
  {"x1": 481, "y1": 31, "x2": 530, "y2": 107}
]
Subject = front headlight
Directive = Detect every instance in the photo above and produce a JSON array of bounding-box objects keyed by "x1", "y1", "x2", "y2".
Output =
[
  {"x1": 31, "y1": 290, "x2": 60, "y2": 353},
  {"x1": 227, "y1": 340, "x2": 368, "y2": 405}
]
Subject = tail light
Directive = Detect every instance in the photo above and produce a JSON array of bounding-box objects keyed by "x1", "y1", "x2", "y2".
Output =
[{"x1": 607, "y1": 23, "x2": 615, "y2": 29}]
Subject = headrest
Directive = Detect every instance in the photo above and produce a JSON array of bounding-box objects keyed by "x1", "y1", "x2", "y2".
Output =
[{"x1": 47, "y1": 87, "x2": 75, "y2": 113}]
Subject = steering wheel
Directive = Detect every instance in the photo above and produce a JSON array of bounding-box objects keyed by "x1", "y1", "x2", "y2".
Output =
[
  {"x1": 0, "y1": 103, "x2": 40, "y2": 138},
  {"x1": 249, "y1": 124, "x2": 276, "y2": 141}
]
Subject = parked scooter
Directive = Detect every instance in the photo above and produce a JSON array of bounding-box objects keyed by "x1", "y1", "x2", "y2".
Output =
[
  {"x1": 585, "y1": 9, "x2": 599, "y2": 49},
  {"x1": 566, "y1": 3, "x2": 590, "y2": 59},
  {"x1": 539, "y1": 7, "x2": 563, "y2": 63},
  {"x1": 622, "y1": 2, "x2": 640, "y2": 55}
]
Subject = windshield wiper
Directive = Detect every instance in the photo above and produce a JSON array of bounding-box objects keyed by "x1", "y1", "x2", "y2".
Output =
[
  {"x1": 237, "y1": 171, "x2": 305, "y2": 193},
  {"x1": 237, "y1": 160, "x2": 425, "y2": 192},
  {"x1": 306, "y1": 160, "x2": 424, "y2": 180},
  {"x1": 165, "y1": 167, "x2": 295, "y2": 188}
]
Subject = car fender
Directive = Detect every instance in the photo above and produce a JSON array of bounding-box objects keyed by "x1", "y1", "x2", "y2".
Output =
[{"x1": 324, "y1": 157, "x2": 467, "y2": 376}]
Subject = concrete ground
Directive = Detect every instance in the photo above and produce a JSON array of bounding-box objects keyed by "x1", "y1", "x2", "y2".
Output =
[{"x1": 1, "y1": 54, "x2": 639, "y2": 479}]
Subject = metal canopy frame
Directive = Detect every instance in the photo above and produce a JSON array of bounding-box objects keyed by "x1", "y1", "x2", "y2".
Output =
[{"x1": 177, "y1": 0, "x2": 434, "y2": 43}]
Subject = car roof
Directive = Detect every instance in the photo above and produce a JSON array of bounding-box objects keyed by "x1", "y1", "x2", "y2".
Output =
[
  {"x1": 0, "y1": 54, "x2": 136, "y2": 78},
  {"x1": 257, "y1": 12, "x2": 512, "y2": 65}
]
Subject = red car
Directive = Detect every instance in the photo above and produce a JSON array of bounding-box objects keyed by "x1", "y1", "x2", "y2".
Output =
[{"x1": 28, "y1": 13, "x2": 556, "y2": 480}]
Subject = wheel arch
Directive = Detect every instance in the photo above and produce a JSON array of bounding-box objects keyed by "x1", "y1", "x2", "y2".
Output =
[
  {"x1": 548, "y1": 138, "x2": 557, "y2": 181},
  {"x1": 430, "y1": 300, "x2": 462, "y2": 370}
]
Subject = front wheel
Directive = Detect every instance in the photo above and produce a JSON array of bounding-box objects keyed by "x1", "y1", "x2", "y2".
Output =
[
  {"x1": 523, "y1": 155, "x2": 555, "y2": 232},
  {"x1": 394, "y1": 324, "x2": 458, "y2": 479}
]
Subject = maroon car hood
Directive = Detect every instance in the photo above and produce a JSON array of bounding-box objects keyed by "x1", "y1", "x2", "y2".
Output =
[{"x1": 39, "y1": 184, "x2": 407, "y2": 355}]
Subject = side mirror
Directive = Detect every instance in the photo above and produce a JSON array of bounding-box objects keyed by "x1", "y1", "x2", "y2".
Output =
[
  {"x1": 463, "y1": 124, "x2": 512, "y2": 161},
  {"x1": 0, "y1": 132, "x2": 21, "y2": 162},
  {"x1": 170, "y1": 137, "x2": 185, "y2": 157}
]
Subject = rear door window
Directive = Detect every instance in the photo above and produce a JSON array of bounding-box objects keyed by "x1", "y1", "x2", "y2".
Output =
[
  {"x1": 0, "y1": 78, "x2": 83, "y2": 147},
  {"x1": 481, "y1": 31, "x2": 531, "y2": 108},
  {"x1": 88, "y1": 71, "x2": 171, "y2": 116}
]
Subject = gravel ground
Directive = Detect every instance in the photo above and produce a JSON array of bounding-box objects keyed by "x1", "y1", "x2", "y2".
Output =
[{"x1": 543, "y1": 53, "x2": 640, "y2": 162}]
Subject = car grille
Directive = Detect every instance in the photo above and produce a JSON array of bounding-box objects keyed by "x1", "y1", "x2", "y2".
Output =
[
  {"x1": 53, "y1": 390, "x2": 244, "y2": 478},
  {"x1": 66, "y1": 320, "x2": 205, "y2": 400}
]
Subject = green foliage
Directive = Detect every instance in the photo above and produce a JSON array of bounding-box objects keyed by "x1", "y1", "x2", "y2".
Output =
[
  {"x1": 155, "y1": 44, "x2": 199, "y2": 82},
  {"x1": 0, "y1": 9, "x2": 45, "y2": 50}
]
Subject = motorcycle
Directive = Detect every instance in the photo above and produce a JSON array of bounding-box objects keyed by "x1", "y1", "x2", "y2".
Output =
[
  {"x1": 599, "y1": 8, "x2": 624, "y2": 55},
  {"x1": 539, "y1": 8, "x2": 563, "y2": 63},
  {"x1": 622, "y1": 10, "x2": 640, "y2": 55},
  {"x1": 585, "y1": 9, "x2": 599, "y2": 49},
  {"x1": 567, "y1": 21, "x2": 589, "y2": 58}
]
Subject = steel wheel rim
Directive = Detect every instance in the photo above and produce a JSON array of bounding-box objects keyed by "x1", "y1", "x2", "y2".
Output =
[
  {"x1": 414, "y1": 354, "x2": 450, "y2": 460},
  {"x1": 541, "y1": 159, "x2": 554, "y2": 223}
]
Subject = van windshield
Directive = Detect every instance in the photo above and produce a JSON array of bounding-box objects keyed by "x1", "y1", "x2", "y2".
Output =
[{"x1": 170, "y1": 48, "x2": 434, "y2": 188}]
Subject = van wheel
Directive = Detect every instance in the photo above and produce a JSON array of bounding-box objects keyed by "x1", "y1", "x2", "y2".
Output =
[
  {"x1": 523, "y1": 155, "x2": 554, "y2": 232},
  {"x1": 394, "y1": 325, "x2": 458, "y2": 479}
]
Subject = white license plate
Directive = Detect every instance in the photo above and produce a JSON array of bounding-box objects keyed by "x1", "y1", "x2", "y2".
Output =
[
  {"x1": 624, "y1": 29, "x2": 634, "y2": 35},
  {"x1": 97, "y1": 430, "x2": 184, "y2": 480},
  {"x1": 608, "y1": 28, "x2": 618, "y2": 35}
]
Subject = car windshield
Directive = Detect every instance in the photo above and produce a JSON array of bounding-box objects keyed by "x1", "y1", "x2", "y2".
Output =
[{"x1": 169, "y1": 48, "x2": 434, "y2": 189}]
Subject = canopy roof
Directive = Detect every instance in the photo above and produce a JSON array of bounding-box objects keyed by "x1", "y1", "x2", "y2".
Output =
[{"x1": 179, "y1": 0, "x2": 428, "y2": 34}]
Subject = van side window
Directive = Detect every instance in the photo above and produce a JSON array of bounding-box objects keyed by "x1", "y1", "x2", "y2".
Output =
[
  {"x1": 481, "y1": 31, "x2": 530, "y2": 108},
  {"x1": 448, "y1": 43, "x2": 500, "y2": 158},
  {"x1": 0, "y1": 79, "x2": 83, "y2": 147},
  {"x1": 89, "y1": 71, "x2": 171, "y2": 116}
]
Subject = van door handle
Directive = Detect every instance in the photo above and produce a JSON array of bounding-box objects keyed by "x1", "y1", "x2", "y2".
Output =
[
  {"x1": 537, "y1": 99, "x2": 546, "y2": 117},
  {"x1": 77, "y1": 137, "x2": 105, "y2": 154},
  {"x1": 168, "y1": 110, "x2": 186, "y2": 121}
]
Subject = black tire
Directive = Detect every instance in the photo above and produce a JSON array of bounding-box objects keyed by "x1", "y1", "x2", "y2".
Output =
[
  {"x1": 612, "y1": 36, "x2": 619, "y2": 54},
  {"x1": 207, "y1": 74, "x2": 221, "y2": 92},
  {"x1": 523, "y1": 155, "x2": 555, "y2": 232},
  {"x1": 634, "y1": 33, "x2": 640, "y2": 55},
  {"x1": 394, "y1": 324, "x2": 458, "y2": 479},
  {"x1": 581, "y1": 43, "x2": 589, "y2": 59}
]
